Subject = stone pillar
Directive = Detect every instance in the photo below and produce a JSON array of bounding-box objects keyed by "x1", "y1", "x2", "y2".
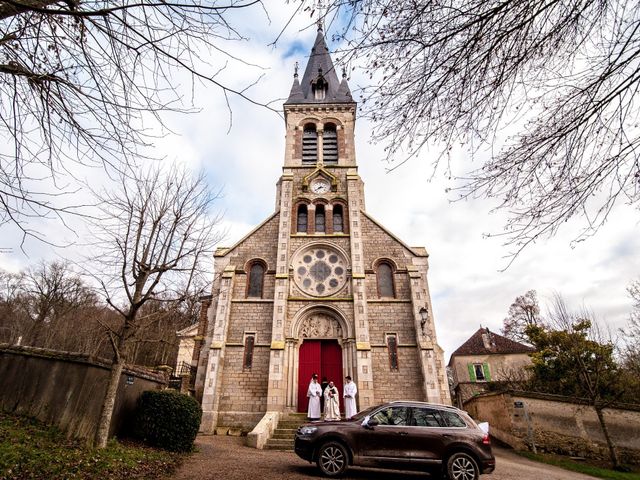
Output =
[
  {"x1": 200, "y1": 265, "x2": 235, "y2": 432},
  {"x1": 346, "y1": 168, "x2": 374, "y2": 409},
  {"x1": 317, "y1": 128, "x2": 324, "y2": 165},
  {"x1": 408, "y1": 261, "x2": 451, "y2": 405},
  {"x1": 285, "y1": 338, "x2": 299, "y2": 408},
  {"x1": 265, "y1": 171, "x2": 293, "y2": 412}
]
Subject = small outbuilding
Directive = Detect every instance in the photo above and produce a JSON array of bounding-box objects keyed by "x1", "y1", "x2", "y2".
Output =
[{"x1": 448, "y1": 327, "x2": 535, "y2": 407}]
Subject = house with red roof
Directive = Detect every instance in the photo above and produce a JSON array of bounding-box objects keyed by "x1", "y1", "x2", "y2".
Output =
[{"x1": 448, "y1": 327, "x2": 535, "y2": 407}]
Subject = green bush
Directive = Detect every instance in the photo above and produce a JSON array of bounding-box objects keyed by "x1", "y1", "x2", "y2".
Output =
[{"x1": 132, "y1": 389, "x2": 202, "y2": 452}]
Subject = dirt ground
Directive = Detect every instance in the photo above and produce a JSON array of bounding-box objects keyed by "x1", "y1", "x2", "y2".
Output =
[{"x1": 171, "y1": 435, "x2": 598, "y2": 480}]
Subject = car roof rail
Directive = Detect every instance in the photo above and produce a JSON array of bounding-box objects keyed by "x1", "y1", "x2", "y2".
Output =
[{"x1": 387, "y1": 400, "x2": 463, "y2": 412}]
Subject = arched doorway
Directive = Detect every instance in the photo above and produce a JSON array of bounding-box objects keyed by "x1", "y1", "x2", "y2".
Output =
[
  {"x1": 297, "y1": 339, "x2": 343, "y2": 413},
  {"x1": 294, "y1": 309, "x2": 346, "y2": 414}
]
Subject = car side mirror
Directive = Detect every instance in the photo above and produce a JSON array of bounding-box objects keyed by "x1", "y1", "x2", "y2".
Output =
[{"x1": 364, "y1": 418, "x2": 379, "y2": 429}]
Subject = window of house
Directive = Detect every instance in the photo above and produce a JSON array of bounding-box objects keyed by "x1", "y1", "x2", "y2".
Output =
[
  {"x1": 377, "y1": 262, "x2": 395, "y2": 297},
  {"x1": 323, "y1": 124, "x2": 338, "y2": 164},
  {"x1": 333, "y1": 204, "x2": 343, "y2": 232},
  {"x1": 468, "y1": 362, "x2": 490, "y2": 382},
  {"x1": 247, "y1": 262, "x2": 264, "y2": 298},
  {"x1": 297, "y1": 204, "x2": 308, "y2": 233},
  {"x1": 243, "y1": 334, "x2": 255, "y2": 370},
  {"x1": 315, "y1": 204, "x2": 325, "y2": 233},
  {"x1": 302, "y1": 124, "x2": 317, "y2": 163},
  {"x1": 387, "y1": 334, "x2": 399, "y2": 370}
]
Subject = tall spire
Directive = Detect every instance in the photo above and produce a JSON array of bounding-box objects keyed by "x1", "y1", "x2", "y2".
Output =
[{"x1": 285, "y1": 26, "x2": 353, "y2": 105}]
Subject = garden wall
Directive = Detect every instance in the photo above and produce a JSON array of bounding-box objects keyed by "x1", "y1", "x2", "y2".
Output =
[
  {"x1": 465, "y1": 390, "x2": 640, "y2": 464},
  {"x1": 0, "y1": 344, "x2": 166, "y2": 443}
]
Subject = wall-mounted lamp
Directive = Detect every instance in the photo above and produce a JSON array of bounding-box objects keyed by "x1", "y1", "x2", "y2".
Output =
[{"x1": 419, "y1": 307, "x2": 429, "y2": 335}]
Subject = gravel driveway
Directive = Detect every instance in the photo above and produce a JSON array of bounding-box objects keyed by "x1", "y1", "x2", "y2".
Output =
[{"x1": 172, "y1": 435, "x2": 596, "y2": 480}]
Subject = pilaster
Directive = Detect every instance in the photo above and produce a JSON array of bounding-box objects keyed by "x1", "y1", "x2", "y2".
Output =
[
  {"x1": 408, "y1": 261, "x2": 451, "y2": 404},
  {"x1": 266, "y1": 171, "x2": 294, "y2": 411},
  {"x1": 200, "y1": 265, "x2": 235, "y2": 432},
  {"x1": 346, "y1": 168, "x2": 374, "y2": 409}
]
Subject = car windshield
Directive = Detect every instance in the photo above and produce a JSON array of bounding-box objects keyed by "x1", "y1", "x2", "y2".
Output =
[{"x1": 350, "y1": 405, "x2": 379, "y2": 422}]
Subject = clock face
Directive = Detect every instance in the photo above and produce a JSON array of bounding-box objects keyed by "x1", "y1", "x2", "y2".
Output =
[{"x1": 311, "y1": 179, "x2": 330, "y2": 194}]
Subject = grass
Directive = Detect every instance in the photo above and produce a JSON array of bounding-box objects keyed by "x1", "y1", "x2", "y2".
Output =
[
  {"x1": 0, "y1": 411, "x2": 184, "y2": 480},
  {"x1": 518, "y1": 450, "x2": 640, "y2": 480}
]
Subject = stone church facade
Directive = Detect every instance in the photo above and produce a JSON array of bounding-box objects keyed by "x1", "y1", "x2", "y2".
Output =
[{"x1": 193, "y1": 27, "x2": 450, "y2": 433}]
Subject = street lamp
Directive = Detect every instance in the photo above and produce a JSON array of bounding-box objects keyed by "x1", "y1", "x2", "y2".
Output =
[{"x1": 419, "y1": 307, "x2": 429, "y2": 335}]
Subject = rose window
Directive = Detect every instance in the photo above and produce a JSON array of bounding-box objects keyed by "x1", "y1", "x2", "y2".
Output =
[{"x1": 293, "y1": 246, "x2": 348, "y2": 297}]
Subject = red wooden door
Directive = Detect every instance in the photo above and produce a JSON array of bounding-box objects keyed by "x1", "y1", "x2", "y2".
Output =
[
  {"x1": 321, "y1": 341, "x2": 344, "y2": 413},
  {"x1": 298, "y1": 340, "x2": 321, "y2": 413},
  {"x1": 297, "y1": 340, "x2": 343, "y2": 413}
]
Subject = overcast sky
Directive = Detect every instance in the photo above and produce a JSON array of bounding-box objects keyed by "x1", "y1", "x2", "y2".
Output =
[{"x1": 1, "y1": 4, "x2": 639, "y2": 361}]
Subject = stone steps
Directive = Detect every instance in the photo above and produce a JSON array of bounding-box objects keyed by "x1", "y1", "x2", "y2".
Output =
[{"x1": 263, "y1": 414, "x2": 309, "y2": 451}]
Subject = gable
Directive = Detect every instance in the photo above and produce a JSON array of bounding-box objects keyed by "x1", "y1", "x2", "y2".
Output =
[
  {"x1": 214, "y1": 212, "x2": 280, "y2": 268},
  {"x1": 361, "y1": 211, "x2": 427, "y2": 270}
]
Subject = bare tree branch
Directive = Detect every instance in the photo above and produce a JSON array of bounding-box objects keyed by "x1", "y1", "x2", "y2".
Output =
[
  {"x1": 316, "y1": 0, "x2": 640, "y2": 257},
  {"x1": 0, "y1": 0, "x2": 272, "y2": 245}
]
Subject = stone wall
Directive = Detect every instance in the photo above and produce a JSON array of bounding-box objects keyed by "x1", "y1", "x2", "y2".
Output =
[
  {"x1": 465, "y1": 391, "x2": 640, "y2": 464},
  {"x1": 0, "y1": 344, "x2": 167, "y2": 443}
]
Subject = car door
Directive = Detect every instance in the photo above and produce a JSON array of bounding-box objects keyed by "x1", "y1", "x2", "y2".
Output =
[
  {"x1": 405, "y1": 407, "x2": 448, "y2": 463},
  {"x1": 355, "y1": 406, "x2": 413, "y2": 464}
]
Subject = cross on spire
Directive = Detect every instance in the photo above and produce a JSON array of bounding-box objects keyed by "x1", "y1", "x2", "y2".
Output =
[{"x1": 315, "y1": 0, "x2": 325, "y2": 31}]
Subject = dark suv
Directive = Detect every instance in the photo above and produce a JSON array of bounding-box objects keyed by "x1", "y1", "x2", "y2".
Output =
[{"x1": 294, "y1": 401, "x2": 495, "y2": 479}]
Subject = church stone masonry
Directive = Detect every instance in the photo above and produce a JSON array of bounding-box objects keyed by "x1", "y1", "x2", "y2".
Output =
[{"x1": 194, "y1": 27, "x2": 451, "y2": 434}]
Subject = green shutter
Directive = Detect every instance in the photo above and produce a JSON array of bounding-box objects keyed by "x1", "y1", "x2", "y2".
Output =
[
  {"x1": 483, "y1": 363, "x2": 491, "y2": 381},
  {"x1": 467, "y1": 363, "x2": 476, "y2": 382}
]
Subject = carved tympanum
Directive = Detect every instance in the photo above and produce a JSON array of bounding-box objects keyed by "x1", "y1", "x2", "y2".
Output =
[{"x1": 299, "y1": 313, "x2": 343, "y2": 338}]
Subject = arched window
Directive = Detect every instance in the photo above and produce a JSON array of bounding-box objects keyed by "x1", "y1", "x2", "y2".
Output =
[
  {"x1": 333, "y1": 204, "x2": 343, "y2": 232},
  {"x1": 323, "y1": 124, "x2": 338, "y2": 164},
  {"x1": 247, "y1": 262, "x2": 265, "y2": 298},
  {"x1": 297, "y1": 204, "x2": 308, "y2": 233},
  {"x1": 302, "y1": 124, "x2": 317, "y2": 163},
  {"x1": 315, "y1": 204, "x2": 326, "y2": 233},
  {"x1": 377, "y1": 262, "x2": 395, "y2": 297}
]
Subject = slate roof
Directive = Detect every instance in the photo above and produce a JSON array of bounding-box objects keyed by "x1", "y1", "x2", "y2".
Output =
[
  {"x1": 285, "y1": 26, "x2": 353, "y2": 105},
  {"x1": 450, "y1": 327, "x2": 535, "y2": 358}
]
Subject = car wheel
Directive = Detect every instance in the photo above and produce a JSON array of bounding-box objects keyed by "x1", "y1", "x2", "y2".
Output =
[
  {"x1": 317, "y1": 441, "x2": 348, "y2": 477},
  {"x1": 446, "y1": 452, "x2": 479, "y2": 480}
]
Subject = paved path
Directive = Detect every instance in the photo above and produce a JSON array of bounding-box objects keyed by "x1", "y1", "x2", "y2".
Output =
[{"x1": 172, "y1": 435, "x2": 597, "y2": 480}]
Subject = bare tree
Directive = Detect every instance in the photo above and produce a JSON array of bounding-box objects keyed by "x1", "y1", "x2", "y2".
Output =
[
  {"x1": 315, "y1": 0, "x2": 640, "y2": 256},
  {"x1": 0, "y1": 0, "x2": 268, "y2": 245},
  {"x1": 501, "y1": 290, "x2": 542, "y2": 344},
  {"x1": 0, "y1": 261, "x2": 102, "y2": 349},
  {"x1": 0, "y1": 268, "x2": 25, "y2": 343},
  {"x1": 90, "y1": 164, "x2": 222, "y2": 448}
]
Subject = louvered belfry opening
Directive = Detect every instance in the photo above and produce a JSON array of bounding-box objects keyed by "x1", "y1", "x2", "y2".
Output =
[
  {"x1": 297, "y1": 204, "x2": 308, "y2": 233},
  {"x1": 333, "y1": 204, "x2": 343, "y2": 232},
  {"x1": 323, "y1": 123, "x2": 338, "y2": 164},
  {"x1": 315, "y1": 204, "x2": 326, "y2": 233},
  {"x1": 302, "y1": 124, "x2": 318, "y2": 163}
]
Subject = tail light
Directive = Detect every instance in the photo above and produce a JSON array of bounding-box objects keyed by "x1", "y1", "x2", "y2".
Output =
[{"x1": 482, "y1": 433, "x2": 490, "y2": 445}]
